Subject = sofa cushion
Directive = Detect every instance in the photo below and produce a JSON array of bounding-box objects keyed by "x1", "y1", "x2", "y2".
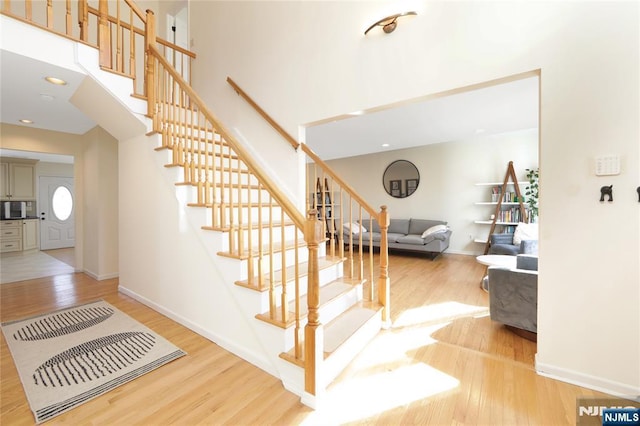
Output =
[
  {"x1": 396, "y1": 234, "x2": 426, "y2": 246},
  {"x1": 356, "y1": 218, "x2": 377, "y2": 234},
  {"x1": 343, "y1": 222, "x2": 366, "y2": 235},
  {"x1": 408, "y1": 219, "x2": 446, "y2": 235},
  {"x1": 489, "y1": 244, "x2": 520, "y2": 256},
  {"x1": 513, "y1": 222, "x2": 538, "y2": 246},
  {"x1": 420, "y1": 224, "x2": 448, "y2": 238},
  {"x1": 387, "y1": 233, "x2": 405, "y2": 243},
  {"x1": 388, "y1": 219, "x2": 410, "y2": 235}
]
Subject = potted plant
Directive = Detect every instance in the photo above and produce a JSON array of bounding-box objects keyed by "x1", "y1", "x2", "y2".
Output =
[{"x1": 525, "y1": 168, "x2": 539, "y2": 222}]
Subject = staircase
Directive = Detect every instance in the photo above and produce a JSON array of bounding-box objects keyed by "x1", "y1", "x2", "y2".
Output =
[{"x1": 1, "y1": 0, "x2": 392, "y2": 407}]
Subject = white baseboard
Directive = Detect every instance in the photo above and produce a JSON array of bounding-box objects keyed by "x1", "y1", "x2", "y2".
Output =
[
  {"x1": 536, "y1": 357, "x2": 640, "y2": 401},
  {"x1": 83, "y1": 269, "x2": 119, "y2": 281},
  {"x1": 118, "y1": 285, "x2": 279, "y2": 379}
]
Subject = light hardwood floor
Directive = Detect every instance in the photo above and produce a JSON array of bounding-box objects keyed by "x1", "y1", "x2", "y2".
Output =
[{"x1": 1, "y1": 252, "x2": 611, "y2": 425}]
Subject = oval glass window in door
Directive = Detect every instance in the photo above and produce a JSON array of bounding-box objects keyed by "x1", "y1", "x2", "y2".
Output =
[{"x1": 52, "y1": 186, "x2": 73, "y2": 221}]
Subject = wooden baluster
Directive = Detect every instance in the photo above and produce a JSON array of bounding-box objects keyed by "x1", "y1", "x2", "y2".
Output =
[
  {"x1": 129, "y1": 8, "x2": 135, "y2": 89},
  {"x1": 211, "y1": 123, "x2": 218, "y2": 226},
  {"x1": 378, "y1": 205, "x2": 390, "y2": 325},
  {"x1": 304, "y1": 209, "x2": 323, "y2": 397},
  {"x1": 25, "y1": 0, "x2": 32, "y2": 21},
  {"x1": 348, "y1": 196, "x2": 354, "y2": 279},
  {"x1": 218, "y1": 138, "x2": 226, "y2": 230},
  {"x1": 227, "y1": 143, "x2": 235, "y2": 254},
  {"x1": 294, "y1": 231, "x2": 301, "y2": 359},
  {"x1": 65, "y1": 0, "x2": 72, "y2": 35},
  {"x1": 98, "y1": 0, "x2": 111, "y2": 68},
  {"x1": 358, "y1": 207, "x2": 364, "y2": 281},
  {"x1": 145, "y1": 9, "x2": 156, "y2": 117},
  {"x1": 237, "y1": 161, "x2": 244, "y2": 257},
  {"x1": 116, "y1": 0, "x2": 123, "y2": 73},
  {"x1": 339, "y1": 189, "x2": 345, "y2": 260},
  {"x1": 194, "y1": 110, "x2": 201, "y2": 202},
  {"x1": 46, "y1": 0, "x2": 53, "y2": 28},
  {"x1": 328, "y1": 178, "x2": 335, "y2": 257},
  {"x1": 203, "y1": 114, "x2": 211, "y2": 206},
  {"x1": 280, "y1": 209, "x2": 287, "y2": 323},
  {"x1": 257, "y1": 183, "x2": 263, "y2": 289},
  {"x1": 368, "y1": 216, "x2": 374, "y2": 301},
  {"x1": 4, "y1": 1, "x2": 11, "y2": 14},
  {"x1": 246, "y1": 168, "x2": 253, "y2": 288},
  {"x1": 268, "y1": 194, "x2": 275, "y2": 318},
  {"x1": 78, "y1": 0, "x2": 88, "y2": 42}
]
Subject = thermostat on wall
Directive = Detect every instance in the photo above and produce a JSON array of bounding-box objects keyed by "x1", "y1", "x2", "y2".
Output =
[{"x1": 595, "y1": 155, "x2": 620, "y2": 176}]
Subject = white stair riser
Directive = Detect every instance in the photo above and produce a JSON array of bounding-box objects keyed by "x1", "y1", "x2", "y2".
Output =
[
  {"x1": 320, "y1": 311, "x2": 382, "y2": 389},
  {"x1": 280, "y1": 286, "x2": 362, "y2": 351}
]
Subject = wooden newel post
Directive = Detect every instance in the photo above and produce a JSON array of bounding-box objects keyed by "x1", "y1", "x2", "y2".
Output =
[
  {"x1": 304, "y1": 209, "x2": 324, "y2": 397},
  {"x1": 97, "y1": 0, "x2": 111, "y2": 68},
  {"x1": 145, "y1": 9, "x2": 156, "y2": 118},
  {"x1": 378, "y1": 205, "x2": 391, "y2": 325}
]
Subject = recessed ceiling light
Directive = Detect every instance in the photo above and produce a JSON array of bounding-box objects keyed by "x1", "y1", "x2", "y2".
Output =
[
  {"x1": 45, "y1": 76, "x2": 67, "y2": 85},
  {"x1": 40, "y1": 94, "x2": 55, "y2": 101},
  {"x1": 382, "y1": 143, "x2": 390, "y2": 147},
  {"x1": 19, "y1": 119, "x2": 34, "y2": 124}
]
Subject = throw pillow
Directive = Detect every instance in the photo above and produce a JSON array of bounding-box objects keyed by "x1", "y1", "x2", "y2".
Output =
[
  {"x1": 344, "y1": 222, "x2": 367, "y2": 234},
  {"x1": 421, "y1": 224, "x2": 448, "y2": 239},
  {"x1": 512, "y1": 222, "x2": 538, "y2": 246}
]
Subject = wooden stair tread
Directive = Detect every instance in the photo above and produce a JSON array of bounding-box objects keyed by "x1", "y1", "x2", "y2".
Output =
[
  {"x1": 154, "y1": 146, "x2": 238, "y2": 160},
  {"x1": 217, "y1": 239, "x2": 307, "y2": 260},
  {"x1": 188, "y1": 201, "x2": 280, "y2": 208},
  {"x1": 237, "y1": 255, "x2": 346, "y2": 291},
  {"x1": 255, "y1": 277, "x2": 367, "y2": 328},
  {"x1": 202, "y1": 219, "x2": 295, "y2": 233},
  {"x1": 279, "y1": 301, "x2": 383, "y2": 366}
]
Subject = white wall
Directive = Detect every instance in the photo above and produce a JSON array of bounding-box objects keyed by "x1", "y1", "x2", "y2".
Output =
[
  {"x1": 324, "y1": 128, "x2": 538, "y2": 255},
  {"x1": 83, "y1": 126, "x2": 119, "y2": 280},
  {"x1": 190, "y1": 1, "x2": 639, "y2": 397},
  {"x1": 117, "y1": 133, "x2": 270, "y2": 371}
]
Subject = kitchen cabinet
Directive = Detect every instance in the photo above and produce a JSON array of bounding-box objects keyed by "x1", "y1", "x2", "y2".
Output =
[
  {"x1": 0, "y1": 221, "x2": 22, "y2": 253},
  {"x1": 0, "y1": 219, "x2": 39, "y2": 252},
  {"x1": 0, "y1": 159, "x2": 37, "y2": 200},
  {"x1": 23, "y1": 219, "x2": 39, "y2": 251}
]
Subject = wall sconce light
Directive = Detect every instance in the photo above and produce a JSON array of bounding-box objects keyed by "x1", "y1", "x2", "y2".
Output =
[{"x1": 364, "y1": 11, "x2": 417, "y2": 35}]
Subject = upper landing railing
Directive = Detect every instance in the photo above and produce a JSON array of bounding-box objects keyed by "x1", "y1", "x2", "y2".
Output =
[{"x1": 1, "y1": 0, "x2": 195, "y2": 97}]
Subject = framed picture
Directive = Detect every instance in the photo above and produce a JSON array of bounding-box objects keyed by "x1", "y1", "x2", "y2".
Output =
[
  {"x1": 390, "y1": 179, "x2": 402, "y2": 197},
  {"x1": 406, "y1": 178, "x2": 418, "y2": 196}
]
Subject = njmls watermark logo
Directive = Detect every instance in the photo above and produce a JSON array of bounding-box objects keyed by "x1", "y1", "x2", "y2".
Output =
[{"x1": 577, "y1": 397, "x2": 640, "y2": 426}]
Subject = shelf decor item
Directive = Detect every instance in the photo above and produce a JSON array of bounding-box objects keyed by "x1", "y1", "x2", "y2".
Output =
[{"x1": 525, "y1": 168, "x2": 539, "y2": 222}]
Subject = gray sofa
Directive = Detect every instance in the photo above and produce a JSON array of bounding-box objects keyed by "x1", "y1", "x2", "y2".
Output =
[
  {"x1": 489, "y1": 254, "x2": 538, "y2": 335},
  {"x1": 343, "y1": 218, "x2": 452, "y2": 258}
]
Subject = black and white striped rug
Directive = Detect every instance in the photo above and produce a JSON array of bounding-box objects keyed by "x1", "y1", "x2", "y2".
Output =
[{"x1": 1, "y1": 300, "x2": 186, "y2": 424}]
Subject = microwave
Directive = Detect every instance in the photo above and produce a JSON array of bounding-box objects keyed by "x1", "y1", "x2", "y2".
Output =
[{"x1": 3, "y1": 201, "x2": 26, "y2": 219}]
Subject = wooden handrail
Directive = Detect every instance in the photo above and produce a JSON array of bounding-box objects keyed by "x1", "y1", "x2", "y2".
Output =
[
  {"x1": 123, "y1": 0, "x2": 145, "y2": 22},
  {"x1": 227, "y1": 77, "x2": 300, "y2": 150},
  {"x1": 151, "y1": 47, "x2": 306, "y2": 230},
  {"x1": 225, "y1": 77, "x2": 379, "y2": 218}
]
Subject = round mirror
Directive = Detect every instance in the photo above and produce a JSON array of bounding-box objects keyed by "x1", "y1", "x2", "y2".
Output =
[{"x1": 383, "y1": 160, "x2": 420, "y2": 198}]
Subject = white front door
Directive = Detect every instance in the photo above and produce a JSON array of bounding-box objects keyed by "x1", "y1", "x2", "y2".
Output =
[{"x1": 38, "y1": 176, "x2": 75, "y2": 250}]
